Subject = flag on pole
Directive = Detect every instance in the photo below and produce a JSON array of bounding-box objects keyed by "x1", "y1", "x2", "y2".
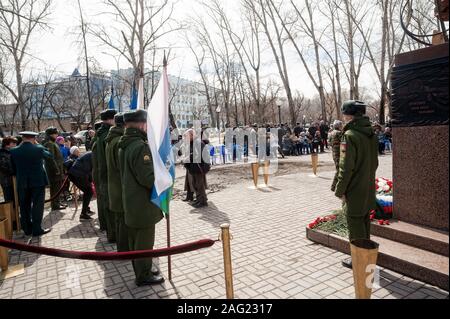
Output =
[
  {"x1": 108, "y1": 84, "x2": 115, "y2": 110},
  {"x1": 147, "y1": 62, "x2": 175, "y2": 215},
  {"x1": 137, "y1": 77, "x2": 145, "y2": 110},
  {"x1": 129, "y1": 82, "x2": 138, "y2": 110}
]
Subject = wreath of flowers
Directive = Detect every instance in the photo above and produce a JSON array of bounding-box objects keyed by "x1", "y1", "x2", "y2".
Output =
[{"x1": 376, "y1": 177, "x2": 393, "y2": 195}]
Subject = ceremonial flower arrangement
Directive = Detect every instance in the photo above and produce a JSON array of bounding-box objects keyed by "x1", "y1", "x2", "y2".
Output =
[
  {"x1": 308, "y1": 215, "x2": 337, "y2": 230},
  {"x1": 376, "y1": 177, "x2": 393, "y2": 195},
  {"x1": 375, "y1": 177, "x2": 394, "y2": 222},
  {"x1": 308, "y1": 211, "x2": 349, "y2": 238}
]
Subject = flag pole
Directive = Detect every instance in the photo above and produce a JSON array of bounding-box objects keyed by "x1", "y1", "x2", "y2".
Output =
[{"x1": 163, "y1": 52, "x2": 173, "y2": 282}]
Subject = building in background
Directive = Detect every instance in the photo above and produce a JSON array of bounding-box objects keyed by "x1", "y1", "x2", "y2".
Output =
[{"x1": 1, "y1": 67, "x2": 214, "y2": 134}]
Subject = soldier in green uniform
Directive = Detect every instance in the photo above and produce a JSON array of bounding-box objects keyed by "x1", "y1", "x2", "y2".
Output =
[
  {"x1": 329, "y1": 120, "x2": 343, "y2": 192},
  {"x1": 92, "y1": 109, "x2": 117, "y2": 241},
  {"x1": 105, "y1": 113, "x2": 127, "y2": 252},
  {"x1": 334, "y1": 101, "x2": 378, "y2": 269},
  {"x1": 43, "y1": 127, "x2": 67, "y2": 211},
  {"x1": 118, "y1": 110, "x2": 164, "y2": 286}
]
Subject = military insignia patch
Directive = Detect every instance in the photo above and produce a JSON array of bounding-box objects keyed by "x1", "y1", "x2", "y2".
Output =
[
  {"x1": 341, "y1": 141, "x2": 347, "y2": 153},
  {"x1": 144, "y1": 155, "x2": 151, "y2": 162}
]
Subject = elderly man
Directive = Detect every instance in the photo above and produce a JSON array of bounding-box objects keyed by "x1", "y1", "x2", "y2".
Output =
[
  {"x1": 329, "y1": 120, "x2": 344, "y2": 192},
  {"x1": 335, "y1": 101, "x2": 378, "y2": 269},
  {"x1": 182, "y1": 129, "x2": 210, "y2": 208},
  {"x1": 11, "y1": 132, "x2": 53, "y2": 236}
]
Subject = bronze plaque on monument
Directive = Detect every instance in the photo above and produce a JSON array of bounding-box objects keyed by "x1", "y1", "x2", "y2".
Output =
[
  {"x1": 391, "y1": 43, "x2": 449, "y2": 231},
  {"x1": 391, "y1": 45, "x2": 449, "y2": 127}
]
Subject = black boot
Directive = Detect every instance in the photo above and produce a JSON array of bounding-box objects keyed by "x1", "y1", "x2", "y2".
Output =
[
  {"x1": 135, "y1": 275, "x2": 165, "y2": 287},
  {"x1": 342, "y1": 258, "x2": 353, "y2": 269},
  {"x1": 80, "y1": 212, "x2": 93, "y2": 221}
]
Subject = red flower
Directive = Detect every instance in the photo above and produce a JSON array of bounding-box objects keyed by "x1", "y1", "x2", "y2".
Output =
[
  {"x1": 378, "y1": 220, "x2": 384, "y2": 225},
  {"x1": 385, "y1": 220, "x2": 390, "y2": 225}
]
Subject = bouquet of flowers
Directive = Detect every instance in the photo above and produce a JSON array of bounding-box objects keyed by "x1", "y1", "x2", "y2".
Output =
[{"x1": 308, "y1": 215, "x2": 338, "y2": 230}]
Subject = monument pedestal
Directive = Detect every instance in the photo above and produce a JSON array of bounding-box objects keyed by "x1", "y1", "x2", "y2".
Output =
[{"x1": 391, "y1": 43, "x2": 449, "y2": 231}]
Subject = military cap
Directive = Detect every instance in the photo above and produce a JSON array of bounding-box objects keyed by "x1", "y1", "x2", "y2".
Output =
[
  {"x1": 341, "y1": 100, "x2": 367, "y2": 116},
  {"x1": 100, "y1": 109, "x2": 117, "y2": 121},
  {"x1": 114, "y1": 113, "x2": 125, "y2": 127},
  {"x1": 45, "y1": 127, "x2": 58, "y2": 135},
  {"x1": 94, "y1": 121, "x2": 103, "y2": 131},
  {"x1": 19, "y1": 131, "x2": 39, "y2": 138},
  {"x1": 124, "y1": 110, "x2": 147, "y2": 123}
]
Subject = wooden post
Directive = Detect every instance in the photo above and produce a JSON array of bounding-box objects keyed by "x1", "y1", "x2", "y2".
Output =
[
  {"x1": 12, "y1": 177, "x2": 20, "y2": 232},
  {"x1": 251, "y1": 163, "x2": 260, "y2": 188},
  {"x1": 0, "y1": 218, "x2": 9, "y2": 272},
  {"x1": 221, "y1": 223, "x2": 234, "y2": 299},
  {"x1": 0, "y1": 203, "x2": 14, "y2": 240}
]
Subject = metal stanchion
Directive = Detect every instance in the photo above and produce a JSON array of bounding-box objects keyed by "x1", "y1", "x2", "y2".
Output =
[
  {"x1": 263, "y1": 161, "x2": 270, "y2": 186},
  {"x1": 351, "y1": 239, "x2": 379, "y2": 299},
  {"x1": 251, "y1": 163, "x2": 260, "y2": 188},
  {"x1": 311, "y1": 154, "x2": 319, "y2": 176},
  {"x1": 220, "y1": 224, "x2": 234, "y2": 299},
  {"x1": 12, "y1": 176, "x2": 20, "y2": 232}
]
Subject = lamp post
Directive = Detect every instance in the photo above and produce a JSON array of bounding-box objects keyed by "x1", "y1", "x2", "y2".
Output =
[{"x1": 278, "y1": 105, "x2": 282, "y2": 125}]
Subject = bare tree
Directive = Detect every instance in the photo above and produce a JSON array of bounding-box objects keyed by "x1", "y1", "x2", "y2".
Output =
[
  {"x1": 90, "y1": 0, "x2": 181, "y2": 88},
  {"x1": 0, "y1": 0, "x2": 52, "y2": 130}
]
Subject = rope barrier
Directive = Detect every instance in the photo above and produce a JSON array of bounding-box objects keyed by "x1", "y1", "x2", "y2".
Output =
[
  {"x1": 44, "y1": 175, "x2": 71, "y2": 204},
  {"x1": 0, "y1": 238, "x2": 216, "y2": 261}
]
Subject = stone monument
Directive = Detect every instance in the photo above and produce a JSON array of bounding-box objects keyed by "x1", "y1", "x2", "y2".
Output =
[{"x1": 391, "y1": 43, "x2": 449, "y2": 231}]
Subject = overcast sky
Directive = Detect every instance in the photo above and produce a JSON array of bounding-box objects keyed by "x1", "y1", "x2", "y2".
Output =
[{"x1": 25, "y1": 0, "x2": 381, "y2": 99}]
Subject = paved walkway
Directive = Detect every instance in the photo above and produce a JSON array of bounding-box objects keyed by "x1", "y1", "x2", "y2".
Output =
[{"x1": 0, "y1": 153, "x2": 448, "y2": 299}]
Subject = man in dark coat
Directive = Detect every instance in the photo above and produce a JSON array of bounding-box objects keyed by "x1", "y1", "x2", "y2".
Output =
[
  {"x1": 92, "y1": 109, "x2": 117, "y2": 241},
  {"x1": 10, "y1": 132, "x2": 53, "y2": 236},
  {"x1": 183, "y1": 129, "x2": 210, "y2": 208},
  {"x1": 320, "y1": 121, "x2": 330, "y2": 152},
  {"x1": 68, "y1": 152, "x2": 94, "y2": 221},
  {"x1": 118, "y1": 110, "x2": 164, "y2": 286},
  {"x1": 105, "y1": 113, "x2": 127, "y2": 252},
  {"x1": 43, "y1": 127, "x2": 67, "y2": 211},
  {"x1": 335, "y1": 101, "x2": 379, "y2": 269},
  {"x1": 0, "y1": 136, "x2": 18, "y2": 202}
]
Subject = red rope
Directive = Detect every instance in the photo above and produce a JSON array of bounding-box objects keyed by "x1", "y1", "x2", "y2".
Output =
[
  {"x1": 0, "y1": 238, "x2": 215, "y2": 261},
  {"x1": 44, "y1": 175, "x2": 70, "y2": 204}
]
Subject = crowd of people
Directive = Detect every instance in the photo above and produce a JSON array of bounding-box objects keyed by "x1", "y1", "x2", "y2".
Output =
[
  {"x1": 0, "y1": 102, "x2": 394, "y2": 285},
  {"x1": 0, "y1": 109, "x2": 166, "y2": 287}
]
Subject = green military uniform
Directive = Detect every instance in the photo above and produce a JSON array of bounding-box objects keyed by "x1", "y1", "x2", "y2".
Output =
[
  {"x1": 105, "y1": 114, "x2": 127, "y2": 252},
  {"x1": 335, "y1": 101, "x2": 379, "y2": 241},
  {"x1": 118, "y1": 111, "x2": 164, "y2": 286},
  {"x1": 329, "y1": 128, "x2": 343, "y2": 192},
  {"x1": 92, "y1": 110, "x2": 117, "y2": 241},
  {"x1": 43, "y1": 129, "x2": 65, "y2": 210}
]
